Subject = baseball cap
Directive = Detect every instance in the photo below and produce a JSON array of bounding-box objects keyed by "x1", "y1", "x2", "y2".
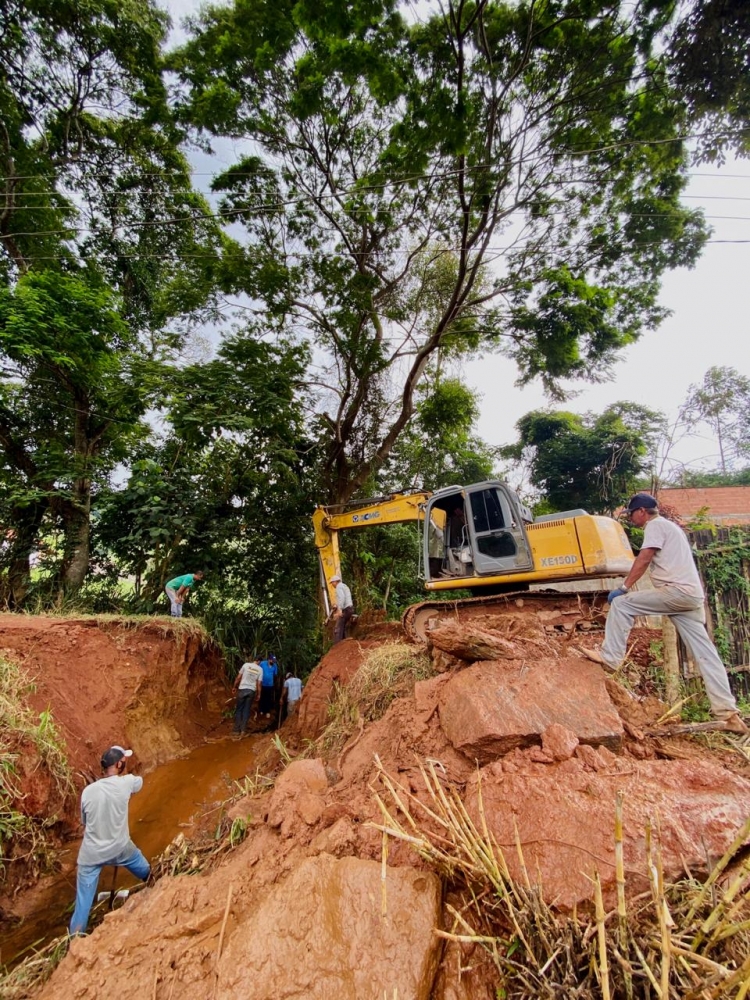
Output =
[
  {"x1": 101, "y1": 745, "x2": 133, "y2": 769},
  {"x1": 626, "y1": 493, "x2": 658, "y2": 513},
  {"x1": 330, "y1": 574, "x2": 341, "y2": 582}
]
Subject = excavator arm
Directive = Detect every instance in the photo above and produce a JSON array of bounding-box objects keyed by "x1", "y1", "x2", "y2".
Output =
[{"x1": 312, "y1": 492, "x2": 431, "y2": 615}]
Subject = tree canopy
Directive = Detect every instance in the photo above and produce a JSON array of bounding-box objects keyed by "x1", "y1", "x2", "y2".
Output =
[
  {"x1": 501, "y1": 403, "x2": 665, "y2": 514},
  {"x1": 172, "y1": 0, "x2": 706, "y2": 505},
  {"x1": 0, "y1": 0, "x2": 744, "y2": 662}
]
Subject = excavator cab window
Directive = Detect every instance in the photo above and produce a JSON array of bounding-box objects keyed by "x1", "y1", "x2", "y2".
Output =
[{"x1": 469, "y1": 489, "x2": 517, "y2": 558}]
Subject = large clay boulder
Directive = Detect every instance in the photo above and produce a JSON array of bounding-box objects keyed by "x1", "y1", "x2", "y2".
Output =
[
  {"x1": 464, "y1": 754, "x2": 750, "y2": 908},
  {"x1": 294, "y1": 641, "x2": 377, "y2": 740},
  {"x1": 266, "y1": 758, "x2": 329, "y2": 837},
  {"x1": 438, "y1": 657, "x2": 623, "y2": 762},
  {"x1": 218, "y1": 855, "x2": 442, "y2": 1000}
]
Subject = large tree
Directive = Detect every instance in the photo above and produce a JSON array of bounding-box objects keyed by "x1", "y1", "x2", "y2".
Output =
[
  {"x1": 95, "y1": 332, "x2": 320, "y2": 667},
  {"x1": 501, "y1": 402, "x2": 665, "y2": 514},
  {"x1": 174, "y1": 0, "x2": 706, "y2": 507},
  {"x1": 0, "y1": 0, "x2": 227, "y2": 599},
  {"x1": 669, "y1": 0, "x2": 750, "y2": 162},
  {"x1": 682, "y1": 366, "x2": 750, "y2": 474}
]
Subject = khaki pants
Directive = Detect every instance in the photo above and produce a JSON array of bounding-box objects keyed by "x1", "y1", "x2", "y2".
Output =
[{"x1": 601, "y1": 586, "x2": 737, "y2": 718}]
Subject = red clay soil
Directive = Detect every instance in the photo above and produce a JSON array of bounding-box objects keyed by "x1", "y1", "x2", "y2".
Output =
[
  {"x1": 295, "y1": 636, "x2": 391, "y2": 739},
  {"x1": 34, "y1": 611, "x2": 750, "y2": 1000},
  {"x1": 0, "y1": 615, "x2": 227, "y2": 900}
]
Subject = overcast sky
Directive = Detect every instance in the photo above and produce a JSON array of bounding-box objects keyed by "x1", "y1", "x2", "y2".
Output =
[
  {"x1": 467, "y1": 164, "x2": 750, "y2": 472},
  {"x1": 164, "y1": 0, "x2": 749, "y2": 476}
]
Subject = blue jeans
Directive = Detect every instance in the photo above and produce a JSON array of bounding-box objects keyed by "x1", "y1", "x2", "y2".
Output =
[
  {"x1": 69, "y1": 848, "x2": 150, "y2": 935},
  {"x1": 233, "y1": 690, "x2": 256, "y2": 733}
]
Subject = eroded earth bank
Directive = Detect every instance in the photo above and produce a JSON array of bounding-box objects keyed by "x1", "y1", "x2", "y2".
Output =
[
  {"x1": 0, "y1": 615, "x2": 228, "y2": 938},
  {"x1": 5, "y1": 601, "x2": 750, "y2": 999}
]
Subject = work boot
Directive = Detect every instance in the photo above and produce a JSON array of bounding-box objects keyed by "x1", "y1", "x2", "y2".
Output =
[
  {"x1": 720, "y1": 712, "x2": 749, "y2": 735},
  {"x1": 577, "y1": 647, "x2": 619, "y2": 675}
]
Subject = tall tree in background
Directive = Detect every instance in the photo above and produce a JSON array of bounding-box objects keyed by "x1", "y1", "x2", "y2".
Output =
[
  {"x1": 94, "y1": 332, "x2": 322, "y2": 665},
  {"x1": 682, "y1": 366, "x2": 750, "y2": 474},
  {"x1": 0, "y1": 0, "x2": 227, "y2": 599},
  {"x1": 174, "y1": 0, "x2": 706, "y2": 507},
  {"x1": 501, "y1": 403, "x2": 665, "y2": 514},
  {"x1": 383, "y1": 377, "x2": 497, "y2": 492}
]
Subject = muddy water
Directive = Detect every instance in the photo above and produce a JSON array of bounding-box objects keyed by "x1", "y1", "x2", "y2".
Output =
[{"x1": 2, "y1": 735, "x2": 263, "y2": 967}]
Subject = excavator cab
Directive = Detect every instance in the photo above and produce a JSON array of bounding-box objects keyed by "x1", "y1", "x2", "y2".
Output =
[{"x1": 423, "y1": 483, "x2": 534, "y2": 584}]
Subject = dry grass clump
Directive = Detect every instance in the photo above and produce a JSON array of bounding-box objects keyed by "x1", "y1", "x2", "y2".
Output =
[
  {"x1": 316, "y1": 643, "x2": 434, "y2": 756},
  {"x1": 371, "y1": 758, "x2": 750, "y2": 999},
  {"x1": 0, "y1": 656, "x2": 74, "y2": 879},
  {"x1": 0, "y1": 934, "x2": 69, "y2": 1000},
  {"x1": 92, "y1": 613, "x2": 211, "y2": 643}
]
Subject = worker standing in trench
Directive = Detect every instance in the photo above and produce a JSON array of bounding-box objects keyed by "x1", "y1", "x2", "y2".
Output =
[
  {"x1": 69, "y1": 746, "x2": 150, "y2": 936},
  {"x1": 582, "y1": 493, "x2": 748, "y2": 734}
]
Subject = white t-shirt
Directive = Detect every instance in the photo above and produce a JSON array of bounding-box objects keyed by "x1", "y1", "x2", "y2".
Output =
[
  {"x1": 77, "y1": 774, "x2": 143, "y2": 865},
  {"x1": 335, "y1": 581, "x2": 353, "y2": 610},
  {"x1": 642, "y1": 516, "x2": 704, "y2": 601},
  {"x1": 238, "y1": 661, "x2": 263, "y2": 691},
  {"x1": 284, "y1": 677, "x2": 303, "y2": 702}
]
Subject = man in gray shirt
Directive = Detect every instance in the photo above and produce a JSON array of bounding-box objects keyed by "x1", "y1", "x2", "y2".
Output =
[{"x1": 69, "y1": 745, "x2": 150, "y2": 935}]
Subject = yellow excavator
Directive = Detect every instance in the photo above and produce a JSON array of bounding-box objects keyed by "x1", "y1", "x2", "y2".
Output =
[{"x1": 312, "y1": 480, "x2": 634, "y2": 639}]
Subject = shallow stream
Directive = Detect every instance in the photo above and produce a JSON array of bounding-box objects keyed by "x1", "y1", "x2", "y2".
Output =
[{"x1": 2, "y1": 735, "x2": 263, "y2": 967}]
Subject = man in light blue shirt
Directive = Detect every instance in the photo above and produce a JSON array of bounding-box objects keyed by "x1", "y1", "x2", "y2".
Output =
[
  {"x1": 330, "y1": 574, "x2": 354, "y2": 643},
  {"x1": 282, "y1": 672, "x2": 304, "y2": 718}
]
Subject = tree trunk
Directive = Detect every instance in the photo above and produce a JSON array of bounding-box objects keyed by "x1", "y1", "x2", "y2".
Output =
[
  {"x1": 57, "y1": 391, "x2": 101, "y2": 597},
  {"x1": 5, "y1": 501, "x2": 46, "y2": 608},
  {"x1": 661, "y1": 616, "x2": 681, "y2": 705},
  {"x1": 59, "y1": 480, "x2": 92, "y2": 594}
]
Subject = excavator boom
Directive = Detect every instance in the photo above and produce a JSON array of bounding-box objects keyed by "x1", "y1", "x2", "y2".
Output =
[{"x1": 312, "y1": 491, "x2": 430, "y2": 615}]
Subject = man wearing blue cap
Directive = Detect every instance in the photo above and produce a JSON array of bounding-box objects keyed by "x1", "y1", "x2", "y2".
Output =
[{"x1": 583, "y1": 493, "x2": 747, "y2": 734}]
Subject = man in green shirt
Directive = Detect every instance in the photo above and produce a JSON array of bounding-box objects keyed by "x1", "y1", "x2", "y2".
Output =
[{"x1": 165, "y1": 571, "x2": 204, "y2": 617}]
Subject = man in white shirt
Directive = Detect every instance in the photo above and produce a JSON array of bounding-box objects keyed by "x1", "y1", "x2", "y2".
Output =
[
  {"x1": 330, "y1": 573, "x2": 354, "y2": 643},
  {"x1": 232, "y1": 658, "x2": 264, "y2": 736},
  {"x1": 69, "y1": 745, "x2": 149, "y2": 935},
  {"x1": 583, "y1": 493, "x2": 747, "y2": 733}
]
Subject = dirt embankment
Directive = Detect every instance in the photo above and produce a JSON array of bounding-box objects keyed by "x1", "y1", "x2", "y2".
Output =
[
  {"x1": 36, "y1": 602, "x2": 750, "y2": 1000},
  {"x1": 0, "y1": 615, "x2": 227, "y2": 896}
]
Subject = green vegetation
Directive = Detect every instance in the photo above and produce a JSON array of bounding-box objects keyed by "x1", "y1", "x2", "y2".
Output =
[
  {"x1": 0, "y1": 657, "x2": 73, "y2": 879},
  {"x1": 501, "y1": 403, "x2": 664, "y2": 515},
  {"x1": 695, "y1": 529, "x2": 750, "y2": 672},
  {"x1": 0, "y1": 0, "x2": 745, "y2": 659}
]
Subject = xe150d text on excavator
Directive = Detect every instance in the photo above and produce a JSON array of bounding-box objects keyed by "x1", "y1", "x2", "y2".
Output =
[{"x1": 312, "y1": 480, "x2": 635, "y2": 640}]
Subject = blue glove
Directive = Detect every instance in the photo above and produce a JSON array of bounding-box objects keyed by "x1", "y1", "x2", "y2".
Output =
[{"x1": 607, "y1": 588, "x2": 628, "y2": 604}]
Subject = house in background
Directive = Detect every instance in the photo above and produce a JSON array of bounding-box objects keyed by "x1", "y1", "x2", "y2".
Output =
[{"x1": 657, "y1": 486, "x2": 750, "y2": 526}]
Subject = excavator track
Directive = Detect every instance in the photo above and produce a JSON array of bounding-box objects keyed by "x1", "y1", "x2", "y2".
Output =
[{"x1": 402, "y1": 589, "x2": 609, "y2": 642}]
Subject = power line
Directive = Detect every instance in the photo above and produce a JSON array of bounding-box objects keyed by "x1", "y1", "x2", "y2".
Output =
[
  {"x1": 6, "y1": 181, "x2": 750, "y2": 202},
  {"x1": 6, "y1": 208, "x2": 750, "y2": 241},
  {"x1": 0, "y1": 126, "x2": 748, "y2": 187},
  {"x1": 4, "y1": 234, "x2": 749, "y2": 266}
]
